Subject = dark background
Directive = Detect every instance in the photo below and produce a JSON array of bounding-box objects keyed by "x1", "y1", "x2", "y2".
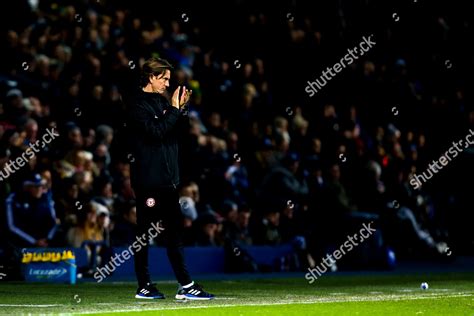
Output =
[{"x1": 0, "y1": 0, "x2": 473, "y2": 270}]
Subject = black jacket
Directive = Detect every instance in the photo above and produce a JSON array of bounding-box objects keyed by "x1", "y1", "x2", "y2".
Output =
[{"x1": 127, "y1": 90, "x2": 183, "y2": 189}]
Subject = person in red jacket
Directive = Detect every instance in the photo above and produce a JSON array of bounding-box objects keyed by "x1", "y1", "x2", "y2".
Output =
[{"x1": 127, "y1": 57, "x2": 214, "y2": 300}]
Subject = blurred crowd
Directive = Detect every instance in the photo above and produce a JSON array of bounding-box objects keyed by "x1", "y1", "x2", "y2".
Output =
[{"x1": 1, "y1": 0, "x2": 473, "y2": 274}]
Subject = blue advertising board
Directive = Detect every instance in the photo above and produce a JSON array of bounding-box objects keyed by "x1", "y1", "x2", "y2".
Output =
[{"x1": 22, "y1": 248, "x2": 76, "y2": 284}]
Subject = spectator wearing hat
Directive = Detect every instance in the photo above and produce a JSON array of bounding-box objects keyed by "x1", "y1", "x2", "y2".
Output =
[
  {"x1": 95, "y1": 201, "x2": 114, "y2": 267},
  {"x1": 5, "y1": 173, "x2": 57, "y2": 247},
  {"x1": 94, "y1": 201, "x2": 111, "y2": 246}
]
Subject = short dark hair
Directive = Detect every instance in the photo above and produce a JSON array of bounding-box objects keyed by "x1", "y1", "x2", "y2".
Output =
[{"x1": 140, "y1": 57, "x2": 173, "y2": 87}]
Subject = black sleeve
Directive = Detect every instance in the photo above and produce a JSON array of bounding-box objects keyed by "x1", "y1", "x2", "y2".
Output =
[{"x1": 129, "y1": 102, "x2": 180, "y2": 141}]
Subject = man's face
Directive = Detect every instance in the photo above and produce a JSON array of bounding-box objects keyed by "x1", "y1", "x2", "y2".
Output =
[
  {"x1": 126, "y1": 206, "x2": 137, "y2": 225},
  {"x1": 267, "y1": 212, "x2": 280, "y2": 226},
  {"x1": 238, "y1": 211, "x2": 250, "y2": 228},
  {"x1": 190, "y1": 183, "x2": 200, "y2": 202},
  {"x1": 68, "y1": 128, "x2": 83, "y2": 147},
  {"x1": 150, "y1": 70, "x2": 171, "y2": 94},
  {"x1": 25, "y1": 184, "x2": 46, "y2": 199}
]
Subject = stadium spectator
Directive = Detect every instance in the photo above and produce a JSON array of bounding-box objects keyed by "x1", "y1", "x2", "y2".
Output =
[
  {"x1": 66, "y1": 202, "x2": 105, "y2": 275},
  {"x1": 91, "y1": 175, "x2": 115, "y2": 213},
  {"x1": 5, "y1": 173, "x2": 57, "y2": 247},
  {"x1": 257, "y1": 152, "x2": 309, "y2": 216},
  {"x1": 252, "y1": 209, "x2": 281, "y2": 246},
  {"x1": 0, "y1": 0, "x2": 471, "y2": 277},
  {"x1": 54, "y1": 176, "x2": 80, "y2": 226},
  {"x1": 110, "y1": 200, "x2": 137, "y2": 247},
  {"x1": 177, "y1": 182, "x2": 199, "y2": 245}
]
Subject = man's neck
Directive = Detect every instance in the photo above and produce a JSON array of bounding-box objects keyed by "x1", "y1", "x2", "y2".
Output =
[{"x1": 142, "y1": 86, "x2": 153, "y2": 93}]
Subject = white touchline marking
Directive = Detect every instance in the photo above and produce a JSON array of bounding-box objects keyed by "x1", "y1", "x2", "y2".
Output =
[
  {"x1": 71, "y1": 293, "x2": 474, "y2": 314},
  {"x1": 110, "y1": 280, "x2": 177, "y2": 285},
  {"x1": 0, "y1": 304, "x2": 62, "y2": 307}
]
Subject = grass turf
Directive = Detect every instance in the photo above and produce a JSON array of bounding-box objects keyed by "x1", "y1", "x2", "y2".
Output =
[{"x1": 0, "y1": 272, "x2": 473, "y2": 315}]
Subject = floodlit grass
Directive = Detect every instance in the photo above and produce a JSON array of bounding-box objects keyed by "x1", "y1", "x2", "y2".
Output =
[{"x1": 0, "y1": 272, "x2": 473, "y2": 315}]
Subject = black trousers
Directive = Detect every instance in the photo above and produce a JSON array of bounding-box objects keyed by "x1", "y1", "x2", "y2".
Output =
[{"x1": 133, "y1": 186, "x2": 192, "y2": 287}]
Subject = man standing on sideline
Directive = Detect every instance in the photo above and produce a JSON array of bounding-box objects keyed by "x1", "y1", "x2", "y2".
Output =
[{"x1": 127, "y1": 57, "x2": 214, "y2": 300}]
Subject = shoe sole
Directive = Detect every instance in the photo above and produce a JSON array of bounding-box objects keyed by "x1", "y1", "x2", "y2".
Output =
[
  {"x1": 175, "y1": 294, "x2": 214, "y2": 300},
  {"x1": 135, "y1": 294, "x2": 165, "y2": 299}
]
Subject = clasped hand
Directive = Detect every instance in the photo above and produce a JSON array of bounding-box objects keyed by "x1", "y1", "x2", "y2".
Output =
[{"x1": 171, "y1": 86, "x2": 192, "y2": 109}]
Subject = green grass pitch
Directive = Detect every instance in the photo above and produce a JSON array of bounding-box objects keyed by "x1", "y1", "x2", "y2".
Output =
[{"x1": 0, "y1": 272, "x2": 473, "y2": 315}]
